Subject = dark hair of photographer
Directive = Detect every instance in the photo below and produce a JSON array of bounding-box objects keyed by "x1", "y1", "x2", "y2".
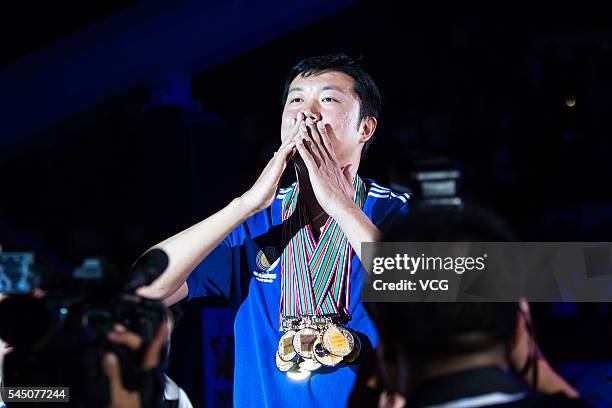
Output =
[{"x1": 356, "y1": 206, "x2": 589, "y2": 408}]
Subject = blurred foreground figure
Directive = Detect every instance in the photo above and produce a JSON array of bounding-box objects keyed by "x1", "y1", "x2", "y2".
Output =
[{"x1": 353, "y1": 206, "x2": 589, "y2": 407}]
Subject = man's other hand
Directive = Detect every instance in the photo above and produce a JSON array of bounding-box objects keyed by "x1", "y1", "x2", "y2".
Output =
[
  {"x1": 102, "y1": 323, "x2": 169, "y2": 408},
  {"x1": 240, "y1": 112, "x2": 304, "y2": 215}
]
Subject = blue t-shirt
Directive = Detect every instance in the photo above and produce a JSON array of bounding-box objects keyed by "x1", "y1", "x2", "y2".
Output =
[{"x1": 186, "y1": 179, "x2": 409, "y2": 407}]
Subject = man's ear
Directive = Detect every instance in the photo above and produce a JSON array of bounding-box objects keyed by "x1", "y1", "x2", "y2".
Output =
[
  {"x1": 509, "y1": 300, "x2": 530, "y2": 371},
  {"x1": 359, "y1": 116, "x2": 378, "y2": 144},
  {"x1": 510, "y1": 310, "x2": 524, "y2": 353}
]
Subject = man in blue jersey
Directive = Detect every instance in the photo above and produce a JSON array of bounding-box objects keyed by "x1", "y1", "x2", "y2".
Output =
[{"x1": 137, "y1": 54, "x2": 409, "y2": 407}]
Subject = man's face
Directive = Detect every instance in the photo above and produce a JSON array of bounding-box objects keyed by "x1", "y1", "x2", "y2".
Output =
[{"x1": 281, "y1": 70, "x2": 363, "y2": 167}]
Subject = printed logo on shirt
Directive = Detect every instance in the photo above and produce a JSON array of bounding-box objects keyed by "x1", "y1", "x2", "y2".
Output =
[{"x1": 254, "y1": 246, "x2": 280, "y2": 283}]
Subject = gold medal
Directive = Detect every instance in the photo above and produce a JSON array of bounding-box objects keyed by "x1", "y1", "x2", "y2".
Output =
[
  {"x1": 343, "y1": 330, "x2": 361, "y2": 364},
  {"x1": 276, "y1": 352, "x2": 298, "y2": 372},
  {"x1": 292, "y1": 327, "x2": 318, "y2": 359},
  {"x1": 312, "y1": 337, "x2": 343, "y2": 367},
  {"x1": 277, "y1": 330, "x2": 297, "y2": 362},
  {"x1": 298, "y1": 357, "x2": 322, "y2": 372},
  {"x1": 322, "y1": 324, "x2": 354, "y2": 357}
]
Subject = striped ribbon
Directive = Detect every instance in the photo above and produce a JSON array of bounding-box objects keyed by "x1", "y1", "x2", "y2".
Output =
[{"x1": 279, "y1": 175, "x2": 367, "y2": 328}]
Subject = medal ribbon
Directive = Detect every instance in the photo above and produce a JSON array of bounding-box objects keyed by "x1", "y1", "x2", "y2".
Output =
[{"x1": 280, "y1": 175, "x2": 367, "y2": 328}]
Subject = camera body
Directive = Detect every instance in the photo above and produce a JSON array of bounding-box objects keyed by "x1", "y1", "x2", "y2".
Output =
[{"x1": 389, "y1": 154, "x2": 463, "y2": 209}]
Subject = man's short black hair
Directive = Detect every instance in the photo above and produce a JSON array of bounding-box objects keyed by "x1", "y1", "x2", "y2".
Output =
[{"x1": 282, "y1": 53, "x2": 382, "y2": 157}]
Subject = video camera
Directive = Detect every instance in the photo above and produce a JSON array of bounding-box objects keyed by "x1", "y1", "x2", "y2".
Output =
[
  {"x1": 388, "y1": 154, "x2": 463, "y2": 209},
  {"x1": 0, "y1": 249, "x2": 169, "y2": 407}
]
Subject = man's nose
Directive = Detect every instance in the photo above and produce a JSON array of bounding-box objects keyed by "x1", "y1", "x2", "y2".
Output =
[
  {"x1": 302, "y1": 110, "x2": 321, "y2": 122},
  {"x1": 301, "y1": 99, "x2": 322, "y2": 121}
]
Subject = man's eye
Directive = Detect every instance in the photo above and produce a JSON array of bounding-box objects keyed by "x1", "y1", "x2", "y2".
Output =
[
  {"x1": 322, "y1": 97, "x2": 338, "y2": 102},
  {"x1": 290, "y1": 98, "x2": 302, "y2": 103}
]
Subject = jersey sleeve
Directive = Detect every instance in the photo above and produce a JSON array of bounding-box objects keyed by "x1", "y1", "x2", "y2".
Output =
[
  {"x1": 184, "y1": 208, "x2": 272, "y2": 308},
  {"x1": 185, "y1": 222, "x2": 248, "y2": 307},
  {"x1": 379, "y1": 195, "x2": 410, "y2": 230},
  {"x1": 186, "y1": 239, "x2": 232, "y2": 300}
]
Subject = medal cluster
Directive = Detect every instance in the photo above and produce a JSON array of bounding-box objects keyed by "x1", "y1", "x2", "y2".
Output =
[{"x1": 275, "y1": 317, "x2": 361, "y2": 377}]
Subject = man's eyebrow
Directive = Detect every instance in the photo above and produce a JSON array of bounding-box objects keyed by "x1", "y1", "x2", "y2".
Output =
[
  {"x1": 321, "y1": 85, "x2": 345, "y2": 92},
  {"x1": 287, "y1": 85, "x2": 347, "y2": 94}
]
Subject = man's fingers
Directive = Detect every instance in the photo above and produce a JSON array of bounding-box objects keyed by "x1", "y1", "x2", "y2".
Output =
[
  {"x1": 142, "y1": 321, "x2": 170, "y2": 370},
  {"x1": 295, "y1": 137, "x2": 317, "y2": 174},
  {"x1": 268, "y1": 111, "x2": 306, "y2": 178},
  {"x1": 289, "y1": 113, "x2": 305, "y2": 142},
  {"x1": 271, "y1": 138, "x2": 295, "y2": 167},
  {"x1": 281, "y1": 112, "x2": 304, "y2": 145},
  {"x1": 304, "y1": 119, "x2": 326, "y2": 164},
  {"x1": 300, "y1": 123, "x2": 322, "y2": 167},
  {"x1": 316, "y1": 121, "x2": 336, "y2": 159},
  {"x1": 278, "y1": 116, "x2": 303, "y2": 154},
  {"x1": 292, "y1": 112, "x2": 304, "y2": 129},
  {"x1": 274, "y1": 139, "x2": 298, "y2": 164}
]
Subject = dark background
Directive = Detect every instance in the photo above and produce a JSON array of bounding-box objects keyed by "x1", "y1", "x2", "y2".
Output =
[{"x1": 1, "y1": 2, "x2": 611, "y2": 406}]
